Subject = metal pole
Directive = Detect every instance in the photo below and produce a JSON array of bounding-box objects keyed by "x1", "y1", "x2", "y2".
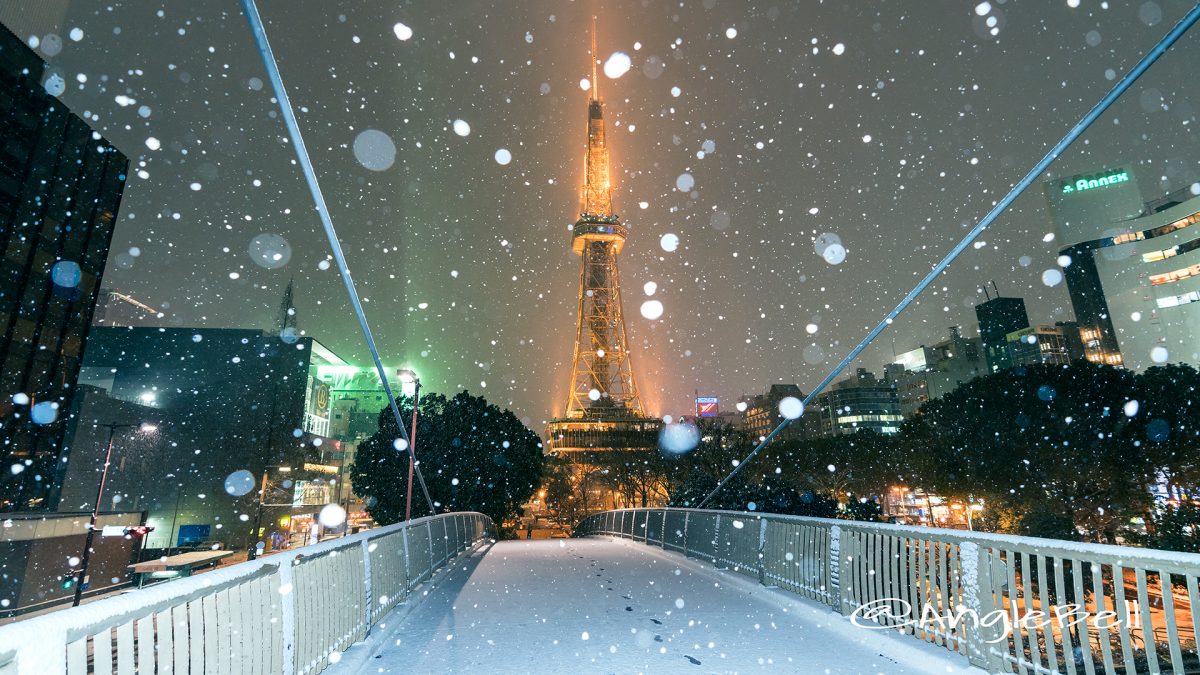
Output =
[
  {"x1": 166, "y1": 485, "x2": 183, "y2": 556},
  {"x1": 405, "y1": 379, "x2": 421, "y2": 522},
  {"x1": 73, "y1": 424, "x2": 119, "y2": 607},
  {"x1": 248, "y1": 468, "x2": 270, "y2": 560}
]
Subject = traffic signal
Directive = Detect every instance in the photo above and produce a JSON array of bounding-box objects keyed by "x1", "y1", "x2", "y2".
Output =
[{"x1": 61, "y1": 574, "x2": 76, "y2": 590}]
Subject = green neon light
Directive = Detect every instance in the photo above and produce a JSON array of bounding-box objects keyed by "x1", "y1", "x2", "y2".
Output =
[{"x1": 1060, "y1": 171, "x2": 1129, "y2": 195}]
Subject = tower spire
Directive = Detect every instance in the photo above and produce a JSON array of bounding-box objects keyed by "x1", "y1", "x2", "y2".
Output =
[{"x1": 590, "y1": 16, "x2": 599, "y2": 101}]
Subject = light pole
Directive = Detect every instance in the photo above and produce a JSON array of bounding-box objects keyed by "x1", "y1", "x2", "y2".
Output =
[
  {"x1": 73, "y1": 421, "x2": 157, "y2": 607},
  {"x1": 397, "y1": 369, "x2": 421, "y2": 523},
  {"x1": 248, "y1": 464, "x2": 291, "y2": 559}
]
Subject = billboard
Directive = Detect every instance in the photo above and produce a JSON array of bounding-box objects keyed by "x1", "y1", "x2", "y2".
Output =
[
  {"x1": 695, "y1": 396, "x2": 719, "y2": 417},
  {"x1": 292, "y1": 480, "x2": 333, "y2": 507},
  {"x1": 1044, "y1": 165, "x2": 1144, "y2": 246}
]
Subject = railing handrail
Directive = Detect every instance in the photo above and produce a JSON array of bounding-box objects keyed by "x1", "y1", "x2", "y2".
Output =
[
  {"x1": 0, "y1": 511, "x2": 493, "y2": 674},
  {"x1": 589, "y1": 506, "x2": 1200, "y2": 571},
  {"x1": 577, "y1": 507, "x2": 1200, "y2": 674}
]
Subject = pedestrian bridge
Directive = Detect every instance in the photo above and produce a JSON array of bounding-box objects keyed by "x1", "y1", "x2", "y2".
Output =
[{"x1": 1, "y1": 509, "x2": 1197, "y2": 674}]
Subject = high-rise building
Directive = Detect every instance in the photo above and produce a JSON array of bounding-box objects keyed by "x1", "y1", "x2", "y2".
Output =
[
  {"x1": 1006, "y1": 324, "x2": 1084, "y2": 368},
  {"x1": 545, "y1": 23, "x2": 659, "y2": 457},
  {"x1": 1047, "y1": 166, "x2": 1200, "y2": 371},
  {"x1": 814, "y1": 368, "x2": 903, "y2": 436},
  {"x1": 975, "y1": 295, "x2": 1030, "y2": 373},
  {"x1": 738, "y1": 383, "x2": 817, "y2": 442},
  {"x1": 889, "y1": 326, "x2": 986, "y2": 417},
  {"x1": 62, "y1": 327, "x2": 348, "y2": 549},
  {"x1": 0, "y1": 25, "x2": 129, "y2": 511}
]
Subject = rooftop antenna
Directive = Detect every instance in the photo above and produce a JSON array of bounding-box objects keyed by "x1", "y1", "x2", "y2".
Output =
[
  {"x1": 982, "y1": 285, "x2": 991, "y2": 301},
  {"x1": 590, "y1": 17, "x2": 599, "y2": 101},
  {"x1": 991, "y1": 280, "x2": 1001, "y2": 297}
]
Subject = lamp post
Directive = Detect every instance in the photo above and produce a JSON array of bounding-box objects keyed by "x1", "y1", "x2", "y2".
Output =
[
  {"x1": 248, "y1": 464, "x2": 291, "y2": 560},
  {"x1": 397, "y1": 369, "x2": 421, "y2": 523},
  {"x1": 73, "y1": 421, "x2": 157, "y2": 607}
]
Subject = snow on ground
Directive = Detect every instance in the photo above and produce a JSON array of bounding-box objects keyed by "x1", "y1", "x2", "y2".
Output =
[{"x1": 329, "y1": 537, "x2": 984, "y2": 674}]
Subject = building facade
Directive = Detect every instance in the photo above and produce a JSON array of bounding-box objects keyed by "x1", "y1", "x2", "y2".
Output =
[
  {"x1": 61, "y1": 327, "x2": 348, "y2": 550},
  {"x1": 975, "y1": 296, "x2": 1030, "y2": 374},
  {"x1": 0, "y1": 25, "x2": 129, "y2": 511},
  {"x1": 1046, "y1": 167, "x2": 1200, "y2": 371},
  {"x1": 888, "y1": 326, "x2": 986, "y2": 418},
  {"x1": 1005, "y1": 324, "x2": 1084, "y2": 368},
  {"x1": 814, "y1": 368, "x2": 903, "y2": 436}
]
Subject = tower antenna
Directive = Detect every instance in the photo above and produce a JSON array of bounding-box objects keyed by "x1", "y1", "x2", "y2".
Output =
[{"x1": 591, "y1": 17, "x2": 599, "y2": 100}]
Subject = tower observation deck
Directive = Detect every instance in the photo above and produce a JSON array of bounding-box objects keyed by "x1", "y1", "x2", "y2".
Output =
[{"x1": 545, "y1": 22, "x2": 659, "y2": 456}]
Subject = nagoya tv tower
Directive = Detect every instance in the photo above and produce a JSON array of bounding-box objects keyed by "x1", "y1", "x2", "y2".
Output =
[{"x1": 545, "y1": 20, "x2": 659, "y2": 458}]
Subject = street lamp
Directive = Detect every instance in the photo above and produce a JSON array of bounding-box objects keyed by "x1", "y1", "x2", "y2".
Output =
[
  {"x1": 72, "y1": 421, "x2": 157, "y2": 607},
  {"x1": 397, "y1": 369, "x2": 421, "y2": 523},
  {"x1": 249, "y1": 464, "x2": 291, "y2": 560}
]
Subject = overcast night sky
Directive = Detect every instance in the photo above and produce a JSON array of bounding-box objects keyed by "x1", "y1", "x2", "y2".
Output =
[{"x1": 7, "y1": 0, "x2": 1200, "y2": 427}]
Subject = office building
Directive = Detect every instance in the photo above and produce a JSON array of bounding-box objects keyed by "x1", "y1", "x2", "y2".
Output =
[
  {"x1": 814, "y1": 368, "x2": 903, "y2": 436},
  {"x1": 738, "y1": 383, "x2": 817, "y2": 442},
  {"x1": 1046, "y1": 167, "x2": 1200, "y2": 370},
  {"x1": 889, "y1": 326, "x2": 986, "y2": 417},
  {"x1": 0, "y1": 25, "x2": 129, "y2": 511},
  {"x1": 975, "y1": 295, "x2": 1030, "y2": 373},
  {"x1": 62, "y1": 327, "x2": 349, "y2": 550},
  {"x1": 1006, "y1": 324, "x2": 1086, "y2": 368}
]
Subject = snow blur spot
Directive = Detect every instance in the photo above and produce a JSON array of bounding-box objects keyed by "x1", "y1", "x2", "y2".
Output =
[
  {"x1": 675, "y1": 173, "x2": 694, "y2": 192},
  {"x1": 1150, "y1": 346, "x2": 1169, "y2": 363},
  {"x1": 670, "y1": 86, "x2": 681, "y2": 97},
  {"x1": 579, "y1": 77, "x2": 591, "y2": 91},
  {"x1": 659, "y1": 421, "x2": 701, "y2": 454},
  {"x1": 725, "y1": 27, "x2": 738, "y2": 39},
  {"x1": 778, "y1": 397, "x2": 804, "y2": 420},
  {"x1": 452, "y1": 119, "x2": 471, "y2": 136},
  {"x1": 11, "y1": 393, "x2": 30, "y2": 406},
  {"x1": 588, "y1": 388, "x2": 601, "y2": 401},
  {"x1": 393, "y1": 438, "x2": 409, "y2": 452},
  {"x1": 1041, "y1": 269, "x2": 1063, "y2": 287},
  {"x1": 822, "y1": 243, "x2": 847, "y2": 265},
  {"x1": 51, "y1": 261, "x2": 82, "y2": 288},
  {"x1": 145, "y1": 137, "x2": 161, "y2": 151},
  {"x1": 643, "y1": 282, "x2": 657, "y2": 297},
  {"x1": 224, "y1": 470, "x2": 256, "y2": 496},
  {"x1": 31, "y1": 401, "x2": 58, "y2": 425},
  {"x1": 832, "y1": 43, "x2": 845, "y2": 55},
  {"x1": 393, "y1": 22, "x2": 413, "y2": 41},
  {"x1": 732, "y1": 520, "x2": 744, "y2": 529},
  {"x1": 43, "y1": 72, "x2": 65, "y2": 97},
  {"x1": 136, "y1": 104, "x2": 151, "y2": 118},
  {"x1": 353, "y1": 129, "x2": 397, "y2": 171},
  {"x1": 1139, "y1": 2, "x2": 1163, "y2": 26},
  {"x1": 862, "y1": 134, "x2": 872, "y2": 143},
  {"x1": 39, "y1": 34, "x2": 62, "y2": 57},
  {"x1": 247, "y1": 233, "x2": 292, "y2": 269},
  {"x1": 318, "y1": 504, "x2": 347, "y2": 528},
  {"x1": 710, "y1": 210, "x2": 731, "y2": 230},
  {"x1": 660, "y1": 233, "x2": 680, "y2": 252},
  {"x1": 581, "y1": 632, "x2": 589, "y2": 641},
  {"x1": 1124, "y1": 400, "x2": 1139, "y2": 417},
  {"x1": 675, "y1": 598, "x2": 685, "y2": 609},
  {"x1": 640, "y1": 300, "x2": 664, "y2": 320},
  {"x1": 642, "y1": 56, "x2": 665, "y2": 79},
  {"x1": 494, "y1": 148, "x2": 512, "y2": 165},
  {"x1": 603, "y1": 52, "x2": 632, "y2": 79}
]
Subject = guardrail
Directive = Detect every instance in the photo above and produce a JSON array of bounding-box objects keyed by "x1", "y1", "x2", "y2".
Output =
[
  {"x1": 0, "y1": 512, "x2": 494, "y2": 675},
  {"x1": 576, "y1": 508, "x2": 1200, "y2": 674}
]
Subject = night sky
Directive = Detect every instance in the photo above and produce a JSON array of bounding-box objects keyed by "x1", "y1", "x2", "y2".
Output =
[{"x1": 9, "y1": 0, "x2": 1200, "y2": 427}]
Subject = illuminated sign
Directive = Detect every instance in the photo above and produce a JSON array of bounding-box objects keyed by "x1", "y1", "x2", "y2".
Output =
[
  {"x1": 292, "y1": 480, "x2": 332, "y2": 507},
  {"x1": 695, "y1": 397, "x2": 719, "y2": 417},
  {"x1": 1060, "y1": 169, "x2": 1130, "y2": 195}
]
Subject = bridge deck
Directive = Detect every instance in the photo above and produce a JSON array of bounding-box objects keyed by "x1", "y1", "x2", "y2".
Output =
[{"x1": 330, "y1": 538, "x2": 980, "y2": 674}]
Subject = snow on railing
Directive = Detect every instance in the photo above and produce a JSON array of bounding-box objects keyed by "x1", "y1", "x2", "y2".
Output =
[
  {"x1": 0, "y1": 512, "x2": 495, "y2": 675},
  {"x1": 576, "y1": 507, "x2": 1200, "y2": 674}
]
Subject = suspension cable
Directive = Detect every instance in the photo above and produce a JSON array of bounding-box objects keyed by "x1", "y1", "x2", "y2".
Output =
[
  {"x1": 240, "y1": 0, "x2": 436, "y2": 515},
  {"x1": 698, "y1": 2, "x2": 1200, "y2": 509}
]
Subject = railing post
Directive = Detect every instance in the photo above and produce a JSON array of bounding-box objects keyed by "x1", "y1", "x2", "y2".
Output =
[
  {"x1": 360, "y1": 538, "x2": 373, "y2": 636},
  {"x1": 660, "y1": 509, "x2": 668, "y2": 549},
  {"x1": 682, "y1": 511, "x2": 690, "y2": 558},
  {"x1": 829, "y1": 524, "x2": 843, "y2": 614},
  {"x1": 402, "y1": 523, "x2": 413, "y2": 592},
  {"x1": 279, "y1": 559, "x2": 297, "y2": 675},
  {"x1": 961, "y1": 541, "x2": 1004, "y2": 671},
  {"x1": 757, "y1": 517, "x2": 768, "y2": 585}
]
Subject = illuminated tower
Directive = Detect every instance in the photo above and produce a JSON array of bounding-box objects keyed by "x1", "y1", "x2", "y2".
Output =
[{"x1": 546, "y1": 21, "x2": 658, "y2": 456}]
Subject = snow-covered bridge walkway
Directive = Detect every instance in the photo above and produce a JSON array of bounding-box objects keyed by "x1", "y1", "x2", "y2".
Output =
[{"x1": 329, "y1": 538, "x2": 980, "y2": 674}]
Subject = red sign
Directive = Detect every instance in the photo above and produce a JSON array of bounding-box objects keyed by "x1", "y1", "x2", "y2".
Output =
[{"x1": 696, "y1": 397, "x2": 719, "y2": 417}]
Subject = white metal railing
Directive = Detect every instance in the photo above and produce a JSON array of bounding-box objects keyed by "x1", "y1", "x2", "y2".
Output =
[
  {"x1": 576, "y1": 508, "x2": 1200, "y2": 674},
  {"x1": 0, "y1": 512, "x2": 494, "y2": 675}
]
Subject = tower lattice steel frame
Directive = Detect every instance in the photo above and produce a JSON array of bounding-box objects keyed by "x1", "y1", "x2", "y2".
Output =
[{"x1": 546, "y1": 22, "x2": 658, "y2": 455}]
